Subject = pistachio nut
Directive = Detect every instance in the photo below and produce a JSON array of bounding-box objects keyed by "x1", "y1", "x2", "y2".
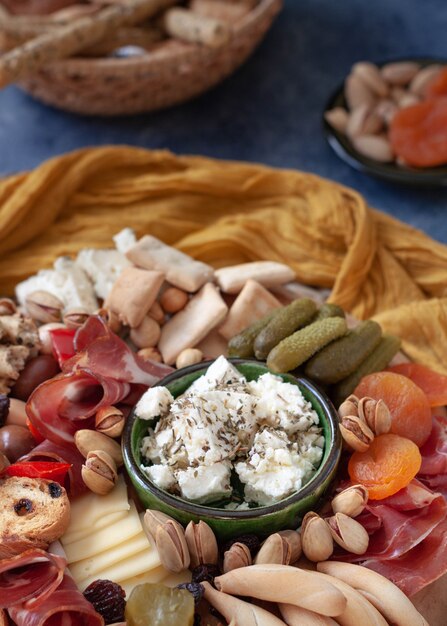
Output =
[
  {"x1": 223, "y1": 542, "x2": 252, "y2": 573},
  {"x1": 338, "y1": 394, "x2": 359, "y2": 418},
  {"x1": 359, "y1": 397, "x2": 392, "y2": 436},
  {"x1": 25, "y1": 290, "x2": 64, "y2": 324},
  {"x1": 345, "y1": 73, "x2": 377, "y2": 110},
  {"x1": 327, "y1": 512, "x2": 369, "y2": 555},
  {"x1": 278, "y1": 529, "x2": 302, "y2": 563},
  {"x1": 0, "y1": 298, "x2": 17, "y2": 316},
  {"x1": 63, "y1": 308, "x2": 90, "y2": 329},
  {"x1": 324, "y1": 107, "x2": 349, "y2": 133},
  {"x1": 95, "y1": 308, "x2": 122, "y2": 334},
  {"x1": 346, "y1": 104, "x2": 383, "y2": 139},
  {"x1": 144, "y1": 509, "x2": 177, "y2": 538},
  {"x1": 82, "y1": 449, "x2": 117, "y2": 495},
  {"x1": 254, "y1": 533, "x2": 291, "y2": 566},
  {"x1": 339, "y1": 415, "x2": 374, "y2": 452},
  {"x1": 155, "y1": 519, "x2": 190, "y2": 573},
  {"x1": 352, "y1": 135, "x2": 394, "y2": 163},
  {"x1": 353, "y1": 61, "x2": 389, "y2": 97},
  {"x1": 381, "y1": 61, "x2": 420, "y2": 86},
  {"x1": 331, "y1": 484, "x2": 369, "y2": 518},
  {"x1": 301, "y1": 512, "x2": 334, "y2": 563},
  {"x1": 95, "y1": 405, "x2": 125, "y2": 438},
  {"x1": 185, "y1": 520, "x2": 219, "y2": 569},
  {"x1": 409, "y1": 64, "x2": 442, "y2": 96},
  {"x1": 74, "y1": 428, "x2": 123, "y2": 466}
]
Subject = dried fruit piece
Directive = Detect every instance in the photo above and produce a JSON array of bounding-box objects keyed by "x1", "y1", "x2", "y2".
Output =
[
  {"x1": 389, "y1": 97, "x2": 447, "y2": 167},
  {"x1": 176, "y1": 582, "x2": 204, "y2": 606},
  {"x1": 354, "y1": 371, "x2": 432, "y2": 447},
  {"x1": 387, "y1": 362, "x2": 447, "y2": 407},
  {"x1": 191, "y1": 563, "x2": 221, "y2": 584},
  {"x1": 83, "y1": 579, "x2": 126, "y2": 625},
  {"x1": 348, "y1": 433, "x2": 422, "y2": 500},
  {"x1": 125, "y1": 583, "x2": 194, "y2": 626}
]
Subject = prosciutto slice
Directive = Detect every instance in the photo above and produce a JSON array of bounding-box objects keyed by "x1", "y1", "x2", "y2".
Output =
[
  {"x1": 419, "y1": 416, "x2": 447, "y2": 476},
  {"x1": 9, "y1": 574, "x2": 104, "y2": 626},
  {"x1": 0, "y1": 549, "x2": 65, "y2": 609},
  {"x1": 71, "y1": 316, "x2": 173, "y2": 385},
  {"x1": 19, "y1": 439, "x2": 87, "y2": 496},
  {"x1": 26, "y1": 370, "x2": 129, "y2": 445}
]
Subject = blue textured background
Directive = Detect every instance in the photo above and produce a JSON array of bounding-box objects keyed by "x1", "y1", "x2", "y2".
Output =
[{"x1": 1, "y1": 0, "x2": 446, "y2": 240}]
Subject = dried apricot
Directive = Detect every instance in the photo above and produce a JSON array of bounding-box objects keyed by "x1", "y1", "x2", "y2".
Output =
[
  {"x1": 348, "y1": 434, "x2": 422, "y2": 500},
  {"x1": 389, "y1": 97, "x2": 447, "y2": 167},
  {"x1": 425, "y1": 67, "x2": 447, "y2": 99},
  {"x1": 354, "y1": 371, "x2": 432, "y2": 447},
  {"x1": 387, "y1": 363, "x2": 447, "y2": 407}
]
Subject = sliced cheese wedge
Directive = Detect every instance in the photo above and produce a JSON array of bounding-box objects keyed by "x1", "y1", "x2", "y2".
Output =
[
  {"x1": 62, "y1": 510, "x2": 128, "y2": 546},
  {"x1": 64, "y1": 475, "x2": 129, "y2": 536},
  {"x1": 79, "y1": 547, "x2": 162, "y2": 590},
  {"x1": 163, "y1": 570, "x2": 192, "y2": 587},
  {"x1": 119, "y1": 566, "x2": 169, "y2": 598},
  {"x1": 64, "y1": 501, "x2": 141, "y2": 563},
  {"x1": 70, "y1": 531, "x2": 150, "y2": 583}
]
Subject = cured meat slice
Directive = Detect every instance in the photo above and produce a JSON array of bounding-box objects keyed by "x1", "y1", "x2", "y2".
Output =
[
  {"x1": 337, "y1": 480, "x2": 447, "y2": 562},
  {"x1": 19, "y1": 439, "x2": 87, "y2": 497},
  {"x1": 419, "y1": 416, "x2": 447, "y2": 476},
  {"x1": 72, "y1": 316, "x2": 173, "y2": 385},
  {"x1": 0, "y1": 549, "x2": 65, "y2": 609},
  {"x1": 363, "y1": 518, "x2": 447, "y2": 596},
  {"x1": 9, "y1": 573, "x2": 104, "y2": 626},
  {"x1": 26, "y1": 370, "x2": 129, "y2": 445}
]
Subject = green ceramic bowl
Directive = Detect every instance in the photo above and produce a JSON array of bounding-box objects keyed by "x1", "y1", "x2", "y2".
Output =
[{"x1": 122, "y1": 359, "x2": 342, "y2": 540}]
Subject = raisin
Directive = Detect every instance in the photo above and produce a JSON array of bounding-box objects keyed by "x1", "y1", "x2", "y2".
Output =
[
  {"x1": 176, "y1": 582, "x2": 204, "y2": 606},
  {"x1": 223, "y1": 534, "x2": 260, "y2": 557},
  {"x1": 191, "y1": 564, "x2": 221, "y2": 584},
  {"x1": 194, "y1": 614, "x2": 201, "y2": 626},
  {"x1": 83, "y1": 579, "x2": 126, "y2": 625},
  {"x1": 14, "y1": 498, "x2": 33, "y2": 516},
  {"x1": 48, "y1": 482, "x2": 62, "y2": 498},
  {"x1": 0, "y1": 395, "x2": 9, "y2": 427}
]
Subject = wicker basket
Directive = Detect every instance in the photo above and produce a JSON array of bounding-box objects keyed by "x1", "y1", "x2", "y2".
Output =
[{"x1": 12, "y1": 0, "x2": 281, "y2": 116}]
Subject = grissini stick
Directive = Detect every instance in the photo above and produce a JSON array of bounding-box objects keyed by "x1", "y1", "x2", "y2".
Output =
[
  {"x1": 202, "y1": 582, "x2": 288, "y2": 626},
  {"x1": 214, "y1": 564, "x2": 347, "y2": 617},
  {"x1": 279, "y1": 604, "x2": 339, "y2": 626},
  {"x1": 163, "y1": 7, "x2": 231, "y2": 47},
  {"x1": 0, "y1": 0, "x2": 176, "y2": 89},
  {"x1": 317, "y1": 562, "x2": 429, "y2": 626}
]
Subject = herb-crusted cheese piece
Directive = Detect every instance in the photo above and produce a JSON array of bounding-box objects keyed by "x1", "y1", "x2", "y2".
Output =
[{"x1": 135, "y1": 386, "x2": 174, "y2": 421}]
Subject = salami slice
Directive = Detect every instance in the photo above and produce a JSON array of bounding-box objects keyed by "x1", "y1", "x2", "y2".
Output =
[
  {"x1": 0, "y1": 549, "x2": 65, "y2": 609},
  {"x1": 9, "y1": 574, "x2": 104, "y2": 626}
]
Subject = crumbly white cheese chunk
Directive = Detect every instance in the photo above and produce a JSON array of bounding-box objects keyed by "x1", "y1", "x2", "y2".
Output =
[
  {"x1": 140, "y1": 357, "x2": 324, "y2": 507},
  {"x1": 135, "y1": 386, "x2": 174, "y2": 421},
  {"x1": 16, "y1": 256, "x2": 98, "y2": 312},
  {"x1": 144, "y1": 464, "x2": 176, "y2": 491},
  {"x1": 76, "y1": 248, "x2": 132, "y2": 300},
  {"x1": 113, "y1": 228, "x2": 137, "y2": 254},
  {"x1": 235, "y1": 426, "x2": 324, "y2": 506}
]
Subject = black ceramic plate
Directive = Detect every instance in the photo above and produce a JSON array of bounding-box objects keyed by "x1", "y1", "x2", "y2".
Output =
[{"x1": 323, "y1": 57, "x2": 447, "y2": 187}]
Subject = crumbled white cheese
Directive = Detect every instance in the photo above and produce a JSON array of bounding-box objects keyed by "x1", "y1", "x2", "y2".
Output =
[
  {"x1": 235, "y1": 426, "x2": 324, "y2": 506},
  {"x1": 113, "y1": 228, "x2": 137, "y2": 254},
  {"x1": 176, "y1": 462, "x2": 232, "y2": 503},
  {"x1": 140, "y1": 357, "x2": 324, "y2": 507},
  {"x1": 144, "y1": 464, "x2": 176, "y2": 491},
  {"x1": 76, "y1": 248, "x2": 131, "y2": 300},
  {"x1": 16, "y1": 256, "x2": 98, "y2": 312},
  {"x1": 135, "y1": 386, "x2": 174, "y2": 420}
]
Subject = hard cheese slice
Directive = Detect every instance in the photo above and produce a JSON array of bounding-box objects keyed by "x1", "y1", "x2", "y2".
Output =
[
  {"x1": 62, "y1": 510, "x2": 128, "y2": 546},
  {"x1": 119, "y1": 566, "x2": 169, "y2": 598}
]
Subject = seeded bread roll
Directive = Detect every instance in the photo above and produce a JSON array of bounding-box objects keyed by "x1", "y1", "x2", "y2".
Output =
[{"x1": 0, "y1": 476, "x2": 70, "y2": 559}]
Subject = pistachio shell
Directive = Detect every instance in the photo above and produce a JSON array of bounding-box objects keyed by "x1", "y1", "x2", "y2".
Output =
[
  {"x1": 324, "y1": 107, "x2": 349, "y2": 133},
  {"x1": 254, "y1": 533, "x2": 291, "y2": 565},
  {"x1": 155, "y1": 519, "x2": 190, "y2": 573},
  {"x1": 353, "y1": 62, "x2": 389, "y2": 97},
  {"x1": 339, "y1": 415, "x2": 374, "y2": 452},
  {"x1": 327, "y1": 512, "x2": 369, "y2": 555},
  {"x1": 185, "y1": 520, "x2": 218, "y2": 569},
  {"x1": 63, "y1": 308, "x2": 90, "y2": 329},
  {"x1": 82, "y1": 449, "x2": 117, "y2": 495},
  {"x1": 278, "y1": 529, "x2": 302, "y2": 563},
  {"x1": 223, "y1": 542, "x2": 252, "y2": 573},
  {"x1": 144, "y1": 509, "x2": 176, "y2": 538},
  {"x1": 332, "y1": 485, "x2": 369, "y2": 517},
  {"x1": 338, "y1": 396, "x2": 359, "y2": 418},
  {"x1": 301, "y1": 512, "x2": 334, "y2": 563},
  {"x1": 0, "y1": 298, "x2": 16, "y2": 316},
  {"x1": 95, "y1": 405, "x2": 125, "y2": 438},
  {"x1": 25, "y1": 290, "x2": 64, "y2": 324},
  {"x1": 74, "y1": 428, "x2": 123, "y2": 466}
]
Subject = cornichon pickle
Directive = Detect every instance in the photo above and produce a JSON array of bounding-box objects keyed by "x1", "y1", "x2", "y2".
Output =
[
  {"x1": 254, "y1": 298, "x2": 317, "y2": 360},
  {"x1": 332, "y1": 334, "x2": 402, "y2": 405},
  {"x1": 304, "y1": 320, "x2": 382, "y2": 384},
  {"x1": 228, "y1": 309, "x2": 281, "y2": 358},
  {"x1": 314, "y1": 303, "x2": 345, "y2": 321},
  {"x1": 266, "y1": 316, "x2": 348, "y2": 373}
]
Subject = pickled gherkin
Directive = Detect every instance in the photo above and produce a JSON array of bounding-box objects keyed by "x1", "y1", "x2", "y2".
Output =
[
  {"x1": 332, "y1": 334, "x2": 402, "y2": 405},
  {"x1": 266, "y1": 317, "x2": 348, "y2": 373},
  {"x1": 304, "y1": 320, "x2": 382, "y2": 384},
  {"x1": 314, "y1": 303, "x2": 345, "y2": 321},
  {"x1": 125, "y1": 583, "x2": 195, "y2": 626},
  {"x1": 228, "y1": 309, "x2": 280, "y2": 358},
  {"x1": 254, "y1": 298, "x2": 317, "y2": 360}
]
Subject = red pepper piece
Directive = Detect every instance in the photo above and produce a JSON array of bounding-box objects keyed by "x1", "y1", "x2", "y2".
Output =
[
  {"x1": 4, "y1": 461, "x2": 72, "y2": 483},
  {"x1": 49, "y1": 328, "x2": 77, "y2": 367}
]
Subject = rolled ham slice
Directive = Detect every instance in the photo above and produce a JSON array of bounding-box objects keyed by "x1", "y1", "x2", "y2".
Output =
[
  {"x1": 9, "y1": 573, "x2": 104, "y2": 626},
  {"x1": 19, "y1": 439, "x2": 87, "y2": 497},
  {"x1": 0, "y1": 549, "x2": 65, "y2": 610}
]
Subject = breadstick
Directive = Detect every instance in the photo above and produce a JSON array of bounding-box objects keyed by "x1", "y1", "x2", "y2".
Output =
[
  {"x1": 190, "y1": 0, "x2": 254, "y2": 22},
  {"x1": 279, "y1": 604, "x2": 339, "y2": 626},
  {"x1": 163, "y1": 7, "x2": 231, "y2": 47},
  {"x1": 0, "y1": 0, "x2": 177, "y2": 89}
]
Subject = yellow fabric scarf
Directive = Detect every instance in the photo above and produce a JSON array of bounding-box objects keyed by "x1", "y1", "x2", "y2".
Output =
[{"x1": 1, "y1": 146, "x2": 447, "y2": 372}]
